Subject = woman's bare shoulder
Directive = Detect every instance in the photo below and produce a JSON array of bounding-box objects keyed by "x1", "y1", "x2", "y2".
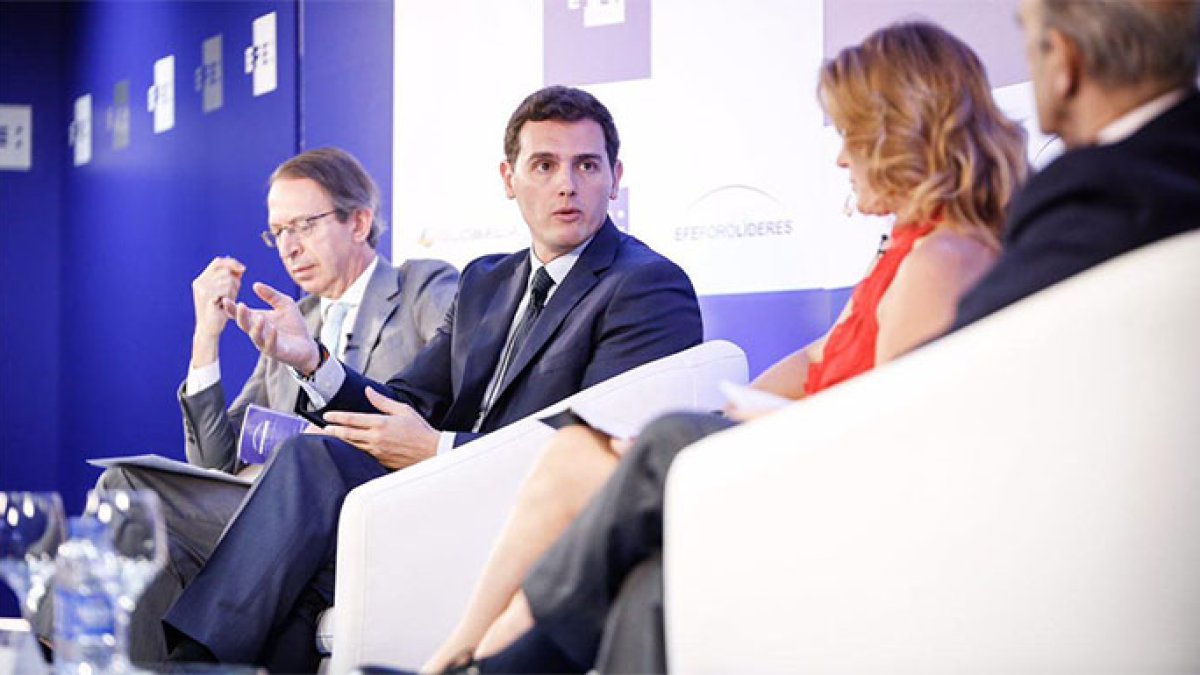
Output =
[{"x1": 906, "y1": 227, "x2": 997, "y2": 280}]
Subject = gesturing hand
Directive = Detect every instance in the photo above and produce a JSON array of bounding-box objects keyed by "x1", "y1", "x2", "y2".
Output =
[
  {"x1": 222, "y1": 282, "x2": 320, "y2": 373},
  {"x1": 322, "y1": 387, "x2": 439, "y2": 470},
  {"x1": 193, "y1": 257, "x2": 245, "y2": 340}
]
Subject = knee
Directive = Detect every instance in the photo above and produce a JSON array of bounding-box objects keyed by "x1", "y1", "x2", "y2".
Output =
[
  {"x1": 96, "y1": 466, "x2": 134, "y2": 492},
  {"x1": 265, "y1": 433, "x2": 383, "y2": 488},
  {"x1": 270, "y1": 434, "x2": 334, "y2": 468},
  {"x1": 258, "y1": 434, "x2": 337, "y2": 485},
  {"x1": 627, "y1": 411, "x2": 728, "y2": 472},
  {"x1": 537, "y1": 426, "x2": 606, "y2": 474},
  {"x1": 638, "y1": 411, "x2": 704, "y2": 443},
  {"x1": 525, "y1": 427, "x2": 616, "y2": 501}
]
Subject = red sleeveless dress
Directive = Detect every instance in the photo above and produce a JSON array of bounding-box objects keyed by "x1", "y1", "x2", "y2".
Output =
[{"x1": 803, "y1": 221, "x2": 936, "y2": 395}]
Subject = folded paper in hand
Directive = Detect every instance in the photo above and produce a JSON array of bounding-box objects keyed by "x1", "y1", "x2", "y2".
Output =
[
  {"x1": 237, "y1": 404, "x2": 308, "y2": 465},
  {"x1": 719, "y1": 380, "x2": 790, "y2": 415},
  {"x1": 539, "y1": 402, "x2": 641, "y2": 440}
]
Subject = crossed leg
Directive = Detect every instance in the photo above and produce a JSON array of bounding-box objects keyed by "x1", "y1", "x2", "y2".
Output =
[{"x1": 423, "y1": 425, "x2": 620, "y2": 672}]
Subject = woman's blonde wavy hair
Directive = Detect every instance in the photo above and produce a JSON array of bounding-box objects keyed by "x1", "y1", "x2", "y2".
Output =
[{"x1": 819, "y1": 21, "x2": 1029, "y2": 246}]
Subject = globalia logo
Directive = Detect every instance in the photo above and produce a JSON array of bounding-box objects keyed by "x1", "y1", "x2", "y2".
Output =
[
  {"x1": 417, "y1": 223, "x2": 520, "y2": 248},
  {"x1": 543, "y1": 0, "x2": 651, "y2": 86}
]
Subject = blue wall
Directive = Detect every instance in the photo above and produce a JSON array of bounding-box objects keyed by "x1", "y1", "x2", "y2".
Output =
[
  {"x1": 0, "y1": 0, "x2": 395, "y2": 616},
  {"x1": 0, "y1": 0, "x2": 67, "y2": 622},
  {"x1": 701, "y1": 288, "x2": 852, "y2": 378},
  {"x1": 0, "y1": 2, "x2": 67, "y2": 497},
  {"x1": 301, "y1": 0, "x2": 394, "y2": 254},
  {"x1": 57, "y1": 0, "x2": 300, "y2": 515}
]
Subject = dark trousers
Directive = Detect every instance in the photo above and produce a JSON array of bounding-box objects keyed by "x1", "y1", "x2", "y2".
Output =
[
  {"x1": 518, "y1": 411, "x2": 736, "y2": 671},
  {"x1": 595, "y1": 553, "x2": 667, "y2": 674},
  {"x1": 162, "y1": 434, "x2": 388, "y2": 672}
]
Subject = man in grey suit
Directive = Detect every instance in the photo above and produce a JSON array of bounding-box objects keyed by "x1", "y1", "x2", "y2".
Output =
[{"x1": 91, "y1": 147, "x2": 458, "y2": 662}]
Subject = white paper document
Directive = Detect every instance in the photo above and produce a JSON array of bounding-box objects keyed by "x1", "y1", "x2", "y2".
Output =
[
  {"x1": 719, "y1": 380, "x2": 791, "y2": 415},
  {"x1": 87, "y1": 454, "x2": 251, "y2": 485}
]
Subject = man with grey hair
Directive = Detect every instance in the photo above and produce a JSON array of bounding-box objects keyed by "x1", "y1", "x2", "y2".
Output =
[
  {"x1": 952, "y1": 0, "x2": 1200, "y2": 326},
  {"x1": 90, "y1": 147, "x2": 459, "y2": 662}
]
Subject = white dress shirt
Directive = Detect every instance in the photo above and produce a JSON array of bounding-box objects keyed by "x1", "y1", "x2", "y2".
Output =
[{"x1": 1095, "y1": 88, "x2": 1189, "y2": 146}]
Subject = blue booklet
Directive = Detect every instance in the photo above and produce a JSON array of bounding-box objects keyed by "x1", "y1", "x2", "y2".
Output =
[{"x1": 237, "y1": 404, "x2": 309, "y2": 465}]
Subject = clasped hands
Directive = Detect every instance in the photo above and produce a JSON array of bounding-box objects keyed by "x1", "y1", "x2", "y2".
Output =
[{"x1": 223, "y1": 282, "x2": 438, "y2": 469}]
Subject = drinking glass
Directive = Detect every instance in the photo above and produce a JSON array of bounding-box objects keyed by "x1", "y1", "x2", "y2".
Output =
[
  {"x1": 0, "y1": 492, "x2": 66, "y2": 629},
  {"x1": 85, "y1": 490, "x2": 166, "y2": 671}
]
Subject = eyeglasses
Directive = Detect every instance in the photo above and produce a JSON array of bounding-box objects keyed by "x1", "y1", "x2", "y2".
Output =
[{"x1": 261, "y1": 209, "x2": 339, "y2": 248}]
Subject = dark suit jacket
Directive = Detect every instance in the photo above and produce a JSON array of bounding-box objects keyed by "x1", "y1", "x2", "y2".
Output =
[
  {"x1": 321, "y1": 219, "x2": 703, "y2": 443},
  {"x1": 954, "y1": 90, "x2": 1200, "y2": 330},
  {"x1": 179, "y1": 256, "x2": 458, "y2": 472}
]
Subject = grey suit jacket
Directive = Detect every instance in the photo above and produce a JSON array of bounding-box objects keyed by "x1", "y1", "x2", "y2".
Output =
[{"x1": 178, "y1": 256, "x2": 458, "y2": 472}]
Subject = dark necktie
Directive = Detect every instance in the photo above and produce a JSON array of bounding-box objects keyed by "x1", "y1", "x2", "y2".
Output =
[{"x1": 475, "y1": 266, "x2": 556, "y2": 430}]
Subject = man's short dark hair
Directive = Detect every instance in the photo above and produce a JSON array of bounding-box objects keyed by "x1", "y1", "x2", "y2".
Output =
[
  {"x1": 270, "y1": 147, "x2": 386, "y2": 249},
  {"x1": 503, "y1": 86, "x2": 621, "y2": 169}
]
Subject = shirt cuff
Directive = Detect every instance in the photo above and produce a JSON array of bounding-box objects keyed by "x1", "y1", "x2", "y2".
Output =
[
  {"x1": 186, "y1": 360, "x2": 221, "y2": 396},
  {"x1": 293, "y1": 356, "x2": 346, "y2": 409},
  {"x1": 436, "y1": 431, "x2": 456, "y2": 455}
]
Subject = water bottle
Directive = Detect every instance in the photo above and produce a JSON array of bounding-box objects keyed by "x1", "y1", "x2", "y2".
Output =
[{"x1": 53, "y1": 517, "x2": 117, "y2": 674}]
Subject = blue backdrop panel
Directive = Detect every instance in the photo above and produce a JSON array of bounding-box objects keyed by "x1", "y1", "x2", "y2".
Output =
[
  {"x1": 0, "y1": 2, "x2": 67, "y2": 493},
  {"x1": 301, "y1": 0, "x2": 393, "y2": 255},
  {"x1": 701, "y1": 288, "x2": 852, "y2": 379},
  {"x1": 0, "y1": 0, "x2": 70, "y2": 620},
  {"x1": 57, "y1": 1, "x2": 297, "y2": 514}
]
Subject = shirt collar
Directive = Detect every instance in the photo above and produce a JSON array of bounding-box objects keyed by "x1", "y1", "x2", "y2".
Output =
[
  {"x1": 529, "y1": 234, "x2": 595, "y2": 288},
  {"x1": 1096, "y1": 87, "x2": 1190, "y2": 146},
  {"x1": 320, "y1": 255, "x2": 378, "y2": 314}
]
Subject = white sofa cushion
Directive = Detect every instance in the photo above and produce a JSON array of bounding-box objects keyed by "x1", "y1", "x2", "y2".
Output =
[{"x1": 665, "y1": 231, "x2": 1200, "y2": 673}]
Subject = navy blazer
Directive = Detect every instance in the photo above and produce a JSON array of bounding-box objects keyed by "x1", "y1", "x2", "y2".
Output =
[
  {"x1": 322, "y1": 218, "x2": 703, "y2": 442},
  {"x1": 954, "y1": 90, "x2": 1200, "y2": 330}
]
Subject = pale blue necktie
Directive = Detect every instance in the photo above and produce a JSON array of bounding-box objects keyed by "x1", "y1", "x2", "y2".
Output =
[{"x1": 320, "y1": 301, "x2": 350, "y2": 358}]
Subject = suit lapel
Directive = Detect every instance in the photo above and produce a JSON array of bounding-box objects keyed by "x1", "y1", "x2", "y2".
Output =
[
  {"x1": 455, "y1": 253, "x2": 531, "y2": 410},
  {"x1": 345, "y1": 257, "x2": 400, "y2": 373},
  {"x1": 491, "y1": 219, "x2": 621, "y2": 405}
]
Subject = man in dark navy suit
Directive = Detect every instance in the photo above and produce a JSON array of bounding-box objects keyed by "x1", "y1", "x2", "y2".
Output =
[
  {"x1": 162, "y1": 86, "x2": 703, "y2": 671},
  {"x1": 445, "y1": 2, "x2": 1200, "y2": 673}
]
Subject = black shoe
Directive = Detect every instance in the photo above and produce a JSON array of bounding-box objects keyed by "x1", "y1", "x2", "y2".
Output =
[
  {"x1": 440, "y1": 649, "x2": 482, "y2": 675},
  {"x1": 166, "y1": 636, "x2": 217, "y2": 664},
  {"x1": 36, "y1": 636, "x2": 53, "y2": 664}
]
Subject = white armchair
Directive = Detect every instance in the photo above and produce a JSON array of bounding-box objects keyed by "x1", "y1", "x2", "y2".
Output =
[
  {"x1": 664, "y1": 231, "x2": 1200, "y2": 673},
  {"x1": 327, "y1": 339, "x2": 748, "y2": 673}
]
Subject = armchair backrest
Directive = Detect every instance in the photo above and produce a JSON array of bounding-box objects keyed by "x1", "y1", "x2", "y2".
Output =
[{"x1": 665, "y1": 231, "x2": 1200, "y2": 673}]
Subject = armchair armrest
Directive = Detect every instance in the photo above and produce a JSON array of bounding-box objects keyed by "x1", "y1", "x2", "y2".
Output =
[{"x1": 331, "y1": 340, "x2": 748, "y2": 672}]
